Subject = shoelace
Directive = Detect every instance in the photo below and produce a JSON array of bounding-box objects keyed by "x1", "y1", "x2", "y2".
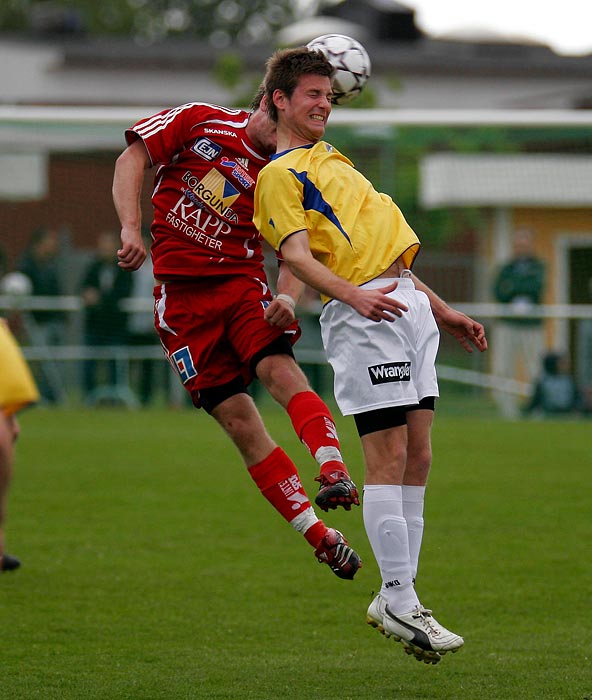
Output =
[{"x1": 412, "y1": 607, "x2": 441, "y2": 637}]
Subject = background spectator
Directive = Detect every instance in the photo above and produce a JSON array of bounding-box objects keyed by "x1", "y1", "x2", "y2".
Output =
[
  {"x1": 492, "y1": 228, "x2": 546, "y2": 418},
  {"x1": 15, "y1": 228, "x2": 66, "y2": 403},
  {"x1": 522, "y1": 351, "x2": 581, "y2": 417},
  {"x1": 17, "y1": 228, "x2": 65, "y2": 345},
  {"x1": 127, "y1": 231, "x2": 163, "y2": 406},
  {"x1": 80, "y1": 231, "x2": 133, "y2": 404}
]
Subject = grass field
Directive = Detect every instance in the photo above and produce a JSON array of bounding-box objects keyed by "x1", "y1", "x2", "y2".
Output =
[{"x1": 1, "y1": 402, "x2": 590, "y2": 700}]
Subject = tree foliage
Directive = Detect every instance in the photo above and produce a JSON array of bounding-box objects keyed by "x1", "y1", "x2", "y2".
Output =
[{"x1": 0, "y1": 0, "x2": 299, "y2": 46}]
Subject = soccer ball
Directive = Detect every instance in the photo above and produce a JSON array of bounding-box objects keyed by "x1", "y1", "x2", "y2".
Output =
[
  {"x1": 0, "y1": 272, "x2": 33, "y2": 296},
  {"x1": 306, "y1": 33, "x2": 371, "y2": 105}
]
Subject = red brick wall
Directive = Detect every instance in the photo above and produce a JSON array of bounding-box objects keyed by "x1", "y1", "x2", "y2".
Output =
[{"x1": 1, "y1": 151, "x2": 153, "y2": 268}]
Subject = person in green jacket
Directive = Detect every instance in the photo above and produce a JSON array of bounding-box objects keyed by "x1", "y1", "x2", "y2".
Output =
[{"x1": 492, "y1": 228, "x2": 546, "y2": 418}]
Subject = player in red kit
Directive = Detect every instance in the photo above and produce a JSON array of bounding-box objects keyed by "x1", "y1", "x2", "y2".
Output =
[{"x1": 112, "y1": 90, "x2": 361, "y2": 580}]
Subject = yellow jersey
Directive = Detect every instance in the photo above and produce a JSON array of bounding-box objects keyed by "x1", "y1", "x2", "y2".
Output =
[
  {"x1": 253, "y1": 141, "x2": 420, "y2": 304},
  {"x1": 0, "y1": 323, "x2": 39, "y2": 415}
]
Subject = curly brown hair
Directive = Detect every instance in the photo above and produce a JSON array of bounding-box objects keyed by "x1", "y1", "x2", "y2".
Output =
[{"x1": 263, "y1": 47, "x2": 334, "y2": 122}]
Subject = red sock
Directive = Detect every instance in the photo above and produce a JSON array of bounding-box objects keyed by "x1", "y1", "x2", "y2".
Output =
[
  {"x1": 303, "y1": 520, "x2": 327, "y2": 549},
  {"x1": 286, "y1": 391, "x2": 347, "y2": 477},
  {"x1": 248, "y1": 447, "x2": 325, "y2": 547}
]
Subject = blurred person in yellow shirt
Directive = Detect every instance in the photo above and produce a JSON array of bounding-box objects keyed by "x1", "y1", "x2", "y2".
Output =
[{"x1": 0, "y1": 319, "x2": 39, "y2": 572}]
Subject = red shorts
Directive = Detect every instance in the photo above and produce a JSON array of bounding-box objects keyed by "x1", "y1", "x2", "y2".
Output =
[{"x1": 154, "y1": 276, "x2": 300, "y2": 403}]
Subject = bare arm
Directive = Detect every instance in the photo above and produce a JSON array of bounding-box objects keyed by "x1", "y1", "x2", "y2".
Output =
[
  {"x1": 264, "y1": 262, "x2": 306, "y2": 329},
  {"x1": 279, "y1": 231, "x2": 407, "y2": 321},
  {"x1": 112, "y1": 138, "x2": 150, "y2": 271},
  {"x1": 411, "y1": 273, "x2": 488, "y2": 353}
]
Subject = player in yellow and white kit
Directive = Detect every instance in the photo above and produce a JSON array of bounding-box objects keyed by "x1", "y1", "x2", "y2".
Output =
[
  {"x1": 0, "y1": 321, "x2": 39, "y2": 571},
  {"x1": 254, "y1": 47, "x2": 487, "y2": 664},
  {"x1": 253, "y1": 138, "x2": 437, "y2": 415}
]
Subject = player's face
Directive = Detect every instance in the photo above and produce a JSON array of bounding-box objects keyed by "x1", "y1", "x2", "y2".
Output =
[{"x1": 276, "y1": 73, "x2": 333, "y2": 146}]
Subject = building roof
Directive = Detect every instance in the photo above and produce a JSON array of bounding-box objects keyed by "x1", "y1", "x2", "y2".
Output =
[
  {"x1": 1, "y1": 27, "x2": 591, "y2": 109},
  {"x1": 421, "y1": 153, "x2": 592, "y2": 208}
]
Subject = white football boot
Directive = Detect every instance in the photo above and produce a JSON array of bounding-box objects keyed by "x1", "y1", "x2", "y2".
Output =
[{"x1": 366, "y1": 594, "x2": 464, "y2": 665}]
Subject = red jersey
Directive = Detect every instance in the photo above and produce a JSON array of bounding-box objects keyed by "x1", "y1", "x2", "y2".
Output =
[{"x1": 127, "y1": 102, "x2": 269, "y2": 280}]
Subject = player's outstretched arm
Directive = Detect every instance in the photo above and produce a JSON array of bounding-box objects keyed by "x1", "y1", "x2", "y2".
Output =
[
  {"x1": 113, "y1": 139, "x2": 150, "y2": 271},
  {"x1": 412, "y1": 273, "x2": 487, "y2": 353},
  {"x1": 280, "y1": 232, "x2": 407, "y2": 321}
]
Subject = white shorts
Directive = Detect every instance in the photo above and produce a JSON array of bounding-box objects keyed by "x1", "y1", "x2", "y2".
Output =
[{"x1": 319, "y1": 277, "x2": 440, "y2": 416}]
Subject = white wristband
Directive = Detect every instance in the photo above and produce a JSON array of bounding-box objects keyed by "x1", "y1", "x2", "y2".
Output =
[{"x1": 275, "y1": 293, "x2": 296, "y2": 310}]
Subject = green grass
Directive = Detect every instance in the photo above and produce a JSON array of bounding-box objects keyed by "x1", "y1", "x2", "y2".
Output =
[{"x1": 1, "y1": 404, "x2": 591, "y2": 700}]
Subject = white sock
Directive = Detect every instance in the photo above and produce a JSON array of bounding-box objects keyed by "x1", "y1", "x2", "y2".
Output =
[
  {"x1": 314, "y1": 445, "x2": 344, "y2": 466},
  {"x1": 363, "y1": 484, "x2": 420, "y2": 614},
  {"x1": 290, "y1": 506, "x2": 319, "y2": 534},
  {"x1": 402, "y1": 485, "x2": 426, "y2": 582}
]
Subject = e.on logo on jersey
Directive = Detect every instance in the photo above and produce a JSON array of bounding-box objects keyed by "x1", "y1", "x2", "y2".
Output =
[{"x1": 191, "y1": 137, "x2": 222, "y2": 161}]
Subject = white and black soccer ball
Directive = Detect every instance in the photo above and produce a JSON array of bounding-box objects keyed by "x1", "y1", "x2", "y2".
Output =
[
  {"x1": 0, "y1": 272, "x2": 33, "y2": 296},
  {"x1": 306, "y1": 33, "x2": 371, "y2": 105}
]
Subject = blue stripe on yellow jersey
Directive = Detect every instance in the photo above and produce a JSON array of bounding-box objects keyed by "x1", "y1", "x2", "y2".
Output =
[
  {"x1": 254, "y1": 141, "x2": 420, "y2": 305},
  {"x1": 287, "y1": 168, "x2": 352, "y2": 245}
]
